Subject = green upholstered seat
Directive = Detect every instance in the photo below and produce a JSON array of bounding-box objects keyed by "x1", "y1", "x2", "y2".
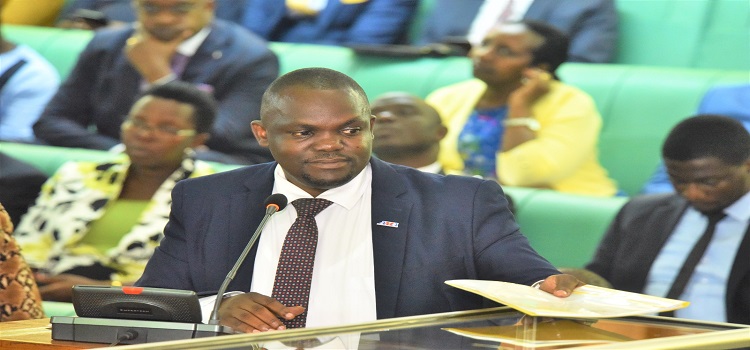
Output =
[
  {"x1": 513, "y1": 190, "x2": 628, "y2": 268},
  {"x1": 614, "y1": 0, "x2": 749, "y2": 70},
  {"x1": 559, "y1": 63, "x2": 749, "y2": 195}
]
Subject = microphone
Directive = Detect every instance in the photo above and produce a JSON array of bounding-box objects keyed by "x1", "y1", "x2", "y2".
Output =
[{"x1": 208, "y1": 193, "x2": 288, "y2": 324}]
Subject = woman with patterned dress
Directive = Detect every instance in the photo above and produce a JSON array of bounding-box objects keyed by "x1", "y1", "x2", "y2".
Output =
[{"x1": 14, "y1": 82, "x2": 218, "y2": 302}]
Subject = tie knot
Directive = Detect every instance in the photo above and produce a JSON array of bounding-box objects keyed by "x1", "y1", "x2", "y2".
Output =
[
  {"x1": 706, "y1": 212, "x2": 727, "y2": 225},
  {"x1": 292, "y1": 198, "x2": 333, "y2": 218}
]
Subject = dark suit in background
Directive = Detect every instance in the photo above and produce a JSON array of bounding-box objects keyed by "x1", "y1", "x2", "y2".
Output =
[
  {"x1": 586, "y1": 193, "x2": 750, "y2": 324},
  {"x1": 137, "y1": 158, "x2": 558, "y2": 318},
  {"x1": 0, "y1": 153, "x2": 47, "y2": 227},
  {"x1": 418, "y1": 0, "x2": 618, "y2": 63},
  {"x1": 34, "y1": 20, "x2": 279, "y2": 165},
  {"x1": 240, "y1": 0, "x2": 418, "y2": 45}
]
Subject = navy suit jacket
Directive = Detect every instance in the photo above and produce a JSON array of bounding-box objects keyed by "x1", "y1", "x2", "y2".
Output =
[
  {"x1": 240, "y1": 0, "x2": 418, "y2": 45},
  {"x1": 587, "y1": 194, "x2": 750, "y2": 324},
  {"x1": 137, "y1": 158, "x2": 559, "y2": 319},
  {"x1": 34, "y1": 20, "x2": 279, "y2": 164},
  {"x1": 419, "y1": 0, "x2": 618, "y2": 63}
]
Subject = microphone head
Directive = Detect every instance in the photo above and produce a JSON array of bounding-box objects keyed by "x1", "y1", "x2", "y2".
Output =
[{"x1": 264, "y1": 193, "x2": 288, "y2": 212}]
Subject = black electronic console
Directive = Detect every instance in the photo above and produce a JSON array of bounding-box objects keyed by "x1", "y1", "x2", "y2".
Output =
[{"x1": 51, "y1": 285, "x2": 233, "y2": 345}]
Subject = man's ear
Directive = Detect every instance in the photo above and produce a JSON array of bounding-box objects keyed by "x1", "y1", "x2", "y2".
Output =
[
  {"x1": 251, "y1": 120, "x2": 269, "y2": 147},
  {"x1": 436, "y1": 124, "x2": 448, "y2": 141},
  {"x1": 369, "y1": 115, "x2": 376, "y2": 138}
]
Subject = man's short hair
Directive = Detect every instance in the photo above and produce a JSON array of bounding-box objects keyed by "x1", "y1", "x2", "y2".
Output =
[
  {"x1": 139, "y1": 81, "x2": 217, "y2": 134},
  {"x1": 662, "y1": 114, "x2": 750, "y2": 165},
  {"x1": 261, "y1": 67, "x2": 370, "y2": 118}
]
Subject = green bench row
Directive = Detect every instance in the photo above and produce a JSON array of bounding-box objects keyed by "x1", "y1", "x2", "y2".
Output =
[
  {"x1": 0, "y1": 141, "x2": 622, "y2": 270},
  {"x1": 1, "y1": 140, "x2": 626, "y2": 317},
  {"x1": 3, "y1": 24, "x2": 748, "y2": 195}
]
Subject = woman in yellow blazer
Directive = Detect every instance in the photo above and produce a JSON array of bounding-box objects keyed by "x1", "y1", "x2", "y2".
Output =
[{"x1": 427, "y1": 20, "x2": 616, "y2": 196}]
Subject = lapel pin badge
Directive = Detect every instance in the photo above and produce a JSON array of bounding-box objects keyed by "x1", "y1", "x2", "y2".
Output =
[{"x1": 376, "y1": 220, "x2": 399, "y2": 228}]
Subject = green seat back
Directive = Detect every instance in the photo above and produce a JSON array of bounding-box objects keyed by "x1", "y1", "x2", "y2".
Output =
[
  {"x1": 693, "y1": 0, "x2": 750, "y2": 69},
  {"x1": 614, "y1": 0, "x2": 711, "y2": 67},
  {"x1": 514, "y1": 190, "x2": 627, "y2": 268}
]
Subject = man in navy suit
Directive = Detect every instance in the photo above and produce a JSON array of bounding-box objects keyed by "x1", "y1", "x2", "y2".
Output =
[
  {"x1": 137, "y1": 67, "x2": 582, "y2": 332},
  {"x1": 35, "y1": 0, "x2": 279, "y2": 165},
  {"x1": 239, "y1": 0, "x2": 418, "y2": 45},
  {"x1": 418, "y1": 0, "x2": 618, "y2": 63}
]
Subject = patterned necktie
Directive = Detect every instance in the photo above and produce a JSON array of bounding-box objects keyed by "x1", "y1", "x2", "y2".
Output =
[
  {"x1": 271, "y1": 198, "x2": 333, "y2": 328},
  {"x1": 660, "y1": 211, "x2": 726, "y2": 317}
]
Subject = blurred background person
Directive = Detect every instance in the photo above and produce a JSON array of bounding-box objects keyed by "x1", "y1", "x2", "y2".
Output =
[
  {"x1": 372, "y1": 92, "x2": 447, "y2": 173},
  {"x1": 0, "y1": 201, "x2": 44, "y2": 321},
  {"x1": 56, "y1": 0, "x2": 249, "y2": 30},
  {"x1": 0, "y1": 15, "x2": 60, "y2": 143},
  {"x1": 14, "y1": 82, "x2": 218, "y2": 302},
  {"x1": 0, "y1": 0, "x2": 65, "y2": 27},
  {"x1": 586, "y1": 115, "x2": 750, "y2": 324},
  {"x1": 239, "y1": 0, "x2": 418, "y2": 45},
  {"x1": 426, "y1": 20, "x2": 616, "y2": 196},
  {"x1": 642, "y1": 83, "x2": 750, "y2": 194},
  {"x1": 34, "y1": 0, "x2": 278, "y2": 165},
  {"x1": 0, "y1": 153, "x2": 47, "y2": 227},
  {"x1": 417, "y1": 0, "x2": 617, "y2": 63}
]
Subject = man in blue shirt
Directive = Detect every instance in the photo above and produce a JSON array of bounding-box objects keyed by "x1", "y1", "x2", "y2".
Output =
[
  {"x1": 0, "y1": 26, "x2": 59, "y2": 143},
  {"x1": 587, "y1": 115, "x2": 750, "y2": 324}
]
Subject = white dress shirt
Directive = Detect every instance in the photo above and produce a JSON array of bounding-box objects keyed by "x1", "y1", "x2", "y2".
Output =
[
  {"x1": 201, "y1": 164, "x2": 378, "y2": 333},
  {"x1": 467, "y1": 0, "x2": 534, "y2": 45}
]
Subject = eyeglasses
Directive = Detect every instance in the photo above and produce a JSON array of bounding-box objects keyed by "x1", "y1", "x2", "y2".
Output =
[
  {"x1": 474, "y1": 41, "x2": 532, "y2": 58},
  {"x1": 122, "y1": 119, "x2": 196, "y2": 137},
  {"x1": 137, "y1": 1, "x2": 197, "y2": 15}
]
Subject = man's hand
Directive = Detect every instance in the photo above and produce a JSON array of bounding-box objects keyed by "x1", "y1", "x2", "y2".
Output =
[
  {"x1": 218, "y1": 292, "x2": 305, "y2": 333},
  {"x1": 34, "y1": 273, "x2": 108, "y2": 302},
  {"x1": 538, "y1": 273, "x2": 585, "y2": 298},
  {"x1": 124, "y1": 24, "x2": 194, "y2": 83}
]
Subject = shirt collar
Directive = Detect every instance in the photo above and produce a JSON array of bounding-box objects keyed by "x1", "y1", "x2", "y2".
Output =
[
  {"x1": 724, "y1": 190, "x2": 750, "y2": 222},
  {"x1": 272, "y1": 163, "x2": 372, "y2": 211},
  {"x1": 417, "y1": 161, "x2": 443, "y2": 174},
  {"x1": 177, "y1": 26, "x2": 211, "y2": 57}
]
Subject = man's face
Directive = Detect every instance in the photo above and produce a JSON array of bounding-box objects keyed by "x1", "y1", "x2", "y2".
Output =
[
  {"x1": 135, "y1": 0, "x2": 214, "y2": 41},
  {"x1": 666, "y1": 156, "x2": 750, "y2": 214},
  {"x1": 252, "y1": 86, "x2": 374, "y2": 197},
  {"x1": 371, "y1": 93, "x2": 445, "y2": 158}
]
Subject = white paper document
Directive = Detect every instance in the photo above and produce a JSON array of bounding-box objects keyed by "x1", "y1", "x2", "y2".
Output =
[{"x1": 445, "y1": 279, "x2": 689, "y2": 318}]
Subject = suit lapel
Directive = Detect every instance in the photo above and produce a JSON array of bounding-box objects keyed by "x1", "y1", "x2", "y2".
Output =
[
  {"x1": 182, "y1": 21, "x2": 228, "y2": 83},
  {"x1": 225, "y1": 164, "x2": 276, "y2": 291},
  {"x1": 369, "y1": 159, "x2": 412, "y2": 319},
  {"x1": 726, "y1": 221, "x2": 750, "y2": 321},
  {"x1": 633, "y1": 195, "x2": 689, "y2": 291}
]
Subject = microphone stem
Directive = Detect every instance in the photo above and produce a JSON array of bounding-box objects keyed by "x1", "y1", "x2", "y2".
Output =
[{"x1": 208, "y1": 206, "x2": 277, "y2": 324}]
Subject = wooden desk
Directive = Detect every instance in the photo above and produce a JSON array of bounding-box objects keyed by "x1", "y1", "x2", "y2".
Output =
[{"x1": 0, "y1": 318, "x2": 101, "y2": 350}]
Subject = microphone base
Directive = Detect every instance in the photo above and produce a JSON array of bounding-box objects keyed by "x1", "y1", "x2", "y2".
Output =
[{"x1": 51, "y1": 316, "x2": 233, "y2": 344}]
